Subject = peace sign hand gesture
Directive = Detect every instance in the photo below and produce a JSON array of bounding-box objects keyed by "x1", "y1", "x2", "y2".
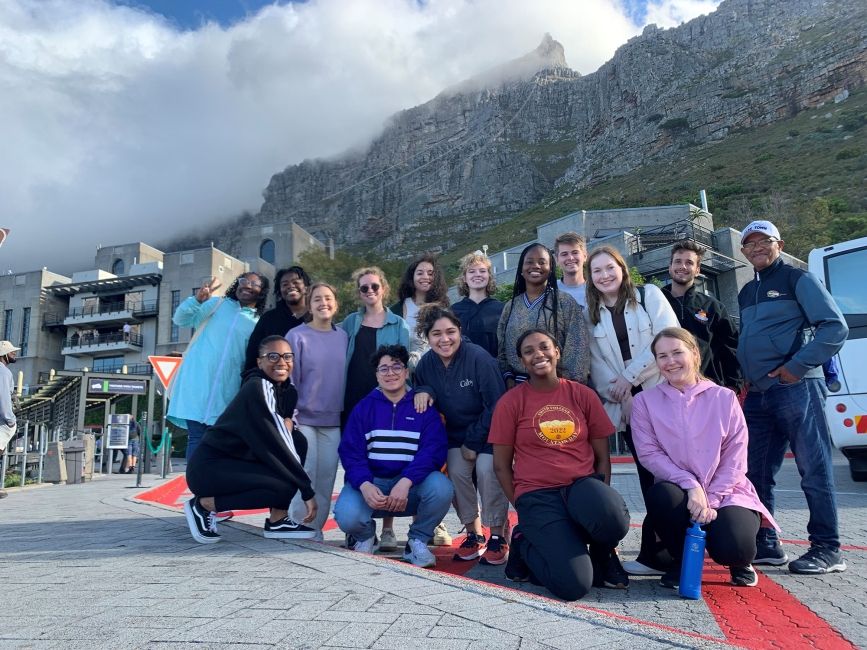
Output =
[{"x1": 195, "y1": 277, "x2": 222, "y2": 303}]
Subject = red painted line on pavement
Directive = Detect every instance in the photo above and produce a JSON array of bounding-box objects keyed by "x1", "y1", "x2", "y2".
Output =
[{"x1": 701, "y1": 561, "x2": 855, "y2": 649}]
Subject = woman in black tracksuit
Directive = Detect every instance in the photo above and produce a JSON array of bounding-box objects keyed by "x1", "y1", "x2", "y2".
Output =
[{"x1": 183, "y1": 335, "x2": 317, "y2": 543}]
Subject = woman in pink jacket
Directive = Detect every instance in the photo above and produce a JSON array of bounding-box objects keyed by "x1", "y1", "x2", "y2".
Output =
[{"x1": 631, "y1": 327, "x2": 778, "y2": 589}]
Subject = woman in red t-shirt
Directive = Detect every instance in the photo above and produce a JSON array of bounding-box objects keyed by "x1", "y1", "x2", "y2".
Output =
[{"x1": 490, "y1": 329, "x2": 630, "y2": 601}]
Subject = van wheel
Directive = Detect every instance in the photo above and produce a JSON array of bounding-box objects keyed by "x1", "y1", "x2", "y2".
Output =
[
  {"x1": 851, "y1": 466, "x2": 867, "y2": 482},
  {"x1": 849, "y1": 455, "x2": 867, "y2": 482}
]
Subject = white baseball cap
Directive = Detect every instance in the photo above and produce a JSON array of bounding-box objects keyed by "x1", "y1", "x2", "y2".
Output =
[
  {"x1": 0, "y1": 341, "x2": 20, "y2": 356},
  {"x1": 740, "y1": 220, "x2": 781, "y2": 244}
]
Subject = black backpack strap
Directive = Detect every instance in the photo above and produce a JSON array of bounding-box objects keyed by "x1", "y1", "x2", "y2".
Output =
[{"x1": 637, "y1": 285, "x2": 646, "y2": 311}]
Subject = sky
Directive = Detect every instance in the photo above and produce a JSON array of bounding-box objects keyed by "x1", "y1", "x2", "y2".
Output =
[{"x1": 0, "y1": 0, "x2": 721, "y2": 275}]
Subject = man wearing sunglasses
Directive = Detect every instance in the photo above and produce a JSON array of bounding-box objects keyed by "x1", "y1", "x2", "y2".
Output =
[
  {"x1": 737, "y1": 220, "x2": 848, "y2": 576},
  {"x1": 244, "y1": 266, "x2": 311, "y2": 371}
]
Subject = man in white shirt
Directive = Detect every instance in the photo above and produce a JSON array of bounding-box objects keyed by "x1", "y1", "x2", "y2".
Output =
[
  {"x1": 555, "y1": 232, "x2": 587, "y2": 308},
  {"x1": 0, "y1": 340, "x2": 20, "y2": 499}
]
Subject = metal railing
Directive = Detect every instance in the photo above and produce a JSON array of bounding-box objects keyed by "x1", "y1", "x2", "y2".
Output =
[
  {"x1": 63, "y1": 331, "x2": 143, "y2": 349},
  {"x1": 65, "y1": 299, "x2": 158, "y2": 319}
]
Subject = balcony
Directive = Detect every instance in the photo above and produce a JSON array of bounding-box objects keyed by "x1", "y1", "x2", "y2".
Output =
[
  {"x1": 63, "y1": 299, "x2": 158, "y2": 327},
  {"x1": 62, "y1": 331, "x2": 144, "y2": 357}
]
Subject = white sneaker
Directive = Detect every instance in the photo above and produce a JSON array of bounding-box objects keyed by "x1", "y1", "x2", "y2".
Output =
[
  {"x1": 622, "y1": 560, "x2": 666, "y2": 576},
  {"x1": 403, "y1": 538, "x2": 437, "y2": 568},
  {"x1": 379, "y1": 528, "x2": 398, "y2": 551},
  {"x1": 350, "y1": 535, "x2": 378, "y2": 554},
  {"x1": 431, "y1": 522, "x2": 452, "y2": 546}
]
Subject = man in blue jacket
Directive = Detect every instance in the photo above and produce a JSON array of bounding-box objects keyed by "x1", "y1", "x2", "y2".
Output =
[
  {"x1": 334, "y1": 344, "x2": 453, "y2": 568},
  {"x1": 737, "y1": 220, "x2": 848, "y2": 575}
]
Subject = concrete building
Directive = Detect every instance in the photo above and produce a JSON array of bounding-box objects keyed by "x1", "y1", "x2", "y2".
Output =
[{"x1": 487, "y1": 204, "x2": 804, "y2": 315}]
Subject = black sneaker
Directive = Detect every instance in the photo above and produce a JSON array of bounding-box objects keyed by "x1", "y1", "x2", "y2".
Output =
[
  {"x1": 504, "y1": 529, "x2": 531, "y2": 582},
  {"x1": 730, "y1": 565, "x2": 759, "y2": 587},
  {"x1": 264, "y1": 516, "x2": 317, "y2": 539},
  {"x1": 788, "y1": 546, "x2": 846, "y2": 575},
  {"x1": 592, "y1": 549, "x2": 629, "y2": 589},
  {"x1": 754, "y1": 539, "x2": 788, "y2": 565},
  {"x1": 660, "y1": 568, "x2": 680, "y2": 590},
  {"x1": 183, "y1": 497, "x2": 221, "y2": 544}
]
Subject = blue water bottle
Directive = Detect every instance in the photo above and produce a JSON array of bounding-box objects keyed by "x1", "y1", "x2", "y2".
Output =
[{"x1": 678, "y1": 520, "x2": 706, "y2": 600}]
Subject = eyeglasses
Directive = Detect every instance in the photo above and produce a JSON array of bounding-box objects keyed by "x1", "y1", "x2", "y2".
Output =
[
  {"x1": 359, "y1": 283, "x2": 381, "y2": 294},
  {"x1": 742, "y1": 237, "x2": 778, "y2": 251},
  {"x1": 238, "y1": 277, "x2": 263, "y2": 289},
  {"x1": 259, "y1": 352, "x2": 294, "y2": 362},
  {"x1": 375, "y1": 363, "x2": 405, "y2": 375}
]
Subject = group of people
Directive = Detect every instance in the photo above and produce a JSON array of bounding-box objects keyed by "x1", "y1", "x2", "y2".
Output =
[{"x1": 169, "y1": 218, "x2": 849, "y2": 602}]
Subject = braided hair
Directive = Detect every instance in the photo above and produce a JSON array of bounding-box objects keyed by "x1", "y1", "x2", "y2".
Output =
[{"x1": 505, "y1": 243, "x2": 561, "y2": 338}]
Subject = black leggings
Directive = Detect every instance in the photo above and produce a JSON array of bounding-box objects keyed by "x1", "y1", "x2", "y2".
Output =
[
  {"x1": 621, "y1": 426, "x2": 668, "y2": 564},
  {"x1": 647, "y1": 481, "x2": 761, "y2": 568},
  {"x1": 186, "y1": 440, "x2": 307, "y2": 513},
  {"x1": 515, "y1": 476, "x2": 630, "y2": 601}
]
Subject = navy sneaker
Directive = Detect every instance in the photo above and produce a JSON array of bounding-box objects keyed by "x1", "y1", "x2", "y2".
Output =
[
  {"x1": 730, "y1": 565, "x2": 759, "y2": 587},
  {"x1": 504, "y1": 529, "x2": 531, "y2": 582},
  {"x1": 593, "y1": 551, "x2": 629, "y2": 589},
  {"x1": 754, "y1": 539, "x2": 788, "y2": 566},
  {"x1": 788, "y1": 546, "x2": 846, "y2": 575}
]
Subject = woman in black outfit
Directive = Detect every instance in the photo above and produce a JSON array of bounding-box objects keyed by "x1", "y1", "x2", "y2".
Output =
[{"x1": 183, "y1": 335, "x2": 317, "y2": 544}]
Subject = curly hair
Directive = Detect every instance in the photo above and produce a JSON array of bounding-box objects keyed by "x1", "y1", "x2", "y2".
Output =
[
  {"x1": 225, "y1": 272, "x2": 270, "y2": 316},
  {"x1": 585, "y1": 246, "x2": 637, "y2": 325},
  {"x1": 455, "y1": 251, "x2": 496, "y2": 298},
  {"x1": 370, "y1": 344, "x2": 409, "y2": 368},
  {"x1": 396, "y1": 253, "x2": 449, "y2": 306},
  {"x1": 273, "y1": 266, "x2": 311, "y2": 299},
  {"x1": 416, "y1": 304, "x2": 462, "y2": 339},
  {"x1": 352, "y1": 266, "x2": 391, "y2": 305}
]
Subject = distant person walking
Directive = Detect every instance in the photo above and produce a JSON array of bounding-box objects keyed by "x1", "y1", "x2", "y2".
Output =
[
  {"x1": 168, "y1": 272, "x2": 269, "y2": 460},
  {"x1": 451, "y1": 251, "x2": 503, "y2": 358},
  {"x1": 0, "y1": 340, "x2": 20, "y2": 499},
  {"x1": 738, "y1": 220, "x2": 848, "y2": 575},
  {"x1": 244, "y1": 266, "x2": 311, "y2": 371}
]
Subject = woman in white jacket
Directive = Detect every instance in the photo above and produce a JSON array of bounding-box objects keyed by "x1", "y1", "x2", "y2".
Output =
[{"x1": 584, "y1": 245, "x2": 678, "y2": 576}]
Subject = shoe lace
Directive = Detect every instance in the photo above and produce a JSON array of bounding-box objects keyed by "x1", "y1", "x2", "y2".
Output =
[
  {"x1": 487, "y1": 536, "x2": 504, "y2": 552},
  {"x1": 207, "y1": 511, "x2": 219, "y2": 534},
  {"x1": 459, "y1": 533, "x2": 481, "y2": 548},
  {"x1": 799, "y1": 546, "x2": 829, "y2": 565}
]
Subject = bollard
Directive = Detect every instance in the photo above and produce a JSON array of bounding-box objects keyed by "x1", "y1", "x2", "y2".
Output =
[
  {"x1": 37, "y1": 424, "x2": 46, "y2": 485},
  {"x1": 19, "y1": 421, "x2": 29, "y2": 488}
]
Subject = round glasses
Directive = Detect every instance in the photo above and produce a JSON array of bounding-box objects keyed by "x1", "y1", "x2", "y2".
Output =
[
  {"x1": 238, "y1": 277, "x2": 263, "y2": 289},
  {"x1": 359, "y1": 283, "x2": 381, "y2": 294},
  {"x1": 376, "y1": 363, "x2": 405, "y2": 376}
]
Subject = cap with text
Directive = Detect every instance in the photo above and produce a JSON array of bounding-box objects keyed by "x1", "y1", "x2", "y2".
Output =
[{"x1": 740, "y1": 220, "x2": 781, "y2": 245}]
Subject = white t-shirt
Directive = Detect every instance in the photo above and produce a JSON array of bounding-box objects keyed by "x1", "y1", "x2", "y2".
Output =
[{"x1": 403, "y1": 298, "x2": 420, "y2": 334}]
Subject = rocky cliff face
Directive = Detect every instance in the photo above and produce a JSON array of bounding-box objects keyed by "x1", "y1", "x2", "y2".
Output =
[{"x1": 254, "y1": 0, "x2": 867, "y2": 256}]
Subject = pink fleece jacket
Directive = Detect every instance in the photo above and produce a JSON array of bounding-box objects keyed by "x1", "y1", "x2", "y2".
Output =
[{"x1": 631, "y1": 379, "x2": 778, "y2": 530}]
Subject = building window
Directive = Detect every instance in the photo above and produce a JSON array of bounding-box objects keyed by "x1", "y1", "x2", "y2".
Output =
[
  {"x1": 20, "y1": 307, "x2": 30, "y2": 356},
  {"x1": 93, "y1": 356, "x2": 124, "y2": 373},
  {"x1": 180, "y1": 252, "x2": 194, "y2": 265},
  {"x1": 2, "y1": 310, "x2": 12, "y2": 341},
  {"x1": 170, "y1": 290, "x2": 180, "y2": 342},
  {"x1": 112, "y1": 258, "x2": 125, "y2": 275},
  {"x1": 259, "y1": 239, "x2": 275, "y2": 264}
]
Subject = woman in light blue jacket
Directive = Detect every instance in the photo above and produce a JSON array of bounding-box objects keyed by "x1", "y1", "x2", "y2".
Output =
[{"x1": 168, "y1": 272, "x2": 269, "y2": 460}]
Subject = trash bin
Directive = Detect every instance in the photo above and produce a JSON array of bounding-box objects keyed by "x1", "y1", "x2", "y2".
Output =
[{"x1": 63, "y1": 439, "x2": 85, "y2": 485}]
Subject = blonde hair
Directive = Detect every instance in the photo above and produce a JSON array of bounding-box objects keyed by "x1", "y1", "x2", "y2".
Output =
[
  {"x1": 351, "y1": 266, "x2": 391, "y2": 304},
  {"x1": 455, "y1": 251, "x2": 496, "y2": 297},
  {"x1": 651, "y1": 327, "x2": 706, "y2": 381},
  {"x1": 308, "y1": 282, "x2": 339, "y2": 307},
  {"x1": 585, "y1": 246, "x2": 638, "y2": 325}
]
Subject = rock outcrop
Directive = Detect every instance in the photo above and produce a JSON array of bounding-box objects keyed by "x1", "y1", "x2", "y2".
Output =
[{"x1": 254, "y1": 0, "x2": 867, "y2": 256}]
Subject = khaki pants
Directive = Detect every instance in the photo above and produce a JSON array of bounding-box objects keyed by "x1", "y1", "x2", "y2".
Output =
[
  {"x1": 0, "y1": 421, "x2": 16, "y2": 452},
  {"x1": 447, "y1": 448, "x2": 509, "y2": 528}
]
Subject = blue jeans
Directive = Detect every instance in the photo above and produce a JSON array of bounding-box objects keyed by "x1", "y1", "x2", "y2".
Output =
[
  {"x1": 185, "y1": 420, "x2": 208, "y2": 461},
  {"x1": 334, "y1": 472, "x2": 454, "y2": 543},
  {"x1": 744, "y1": 377, "x2": 839, "y2": 549}
]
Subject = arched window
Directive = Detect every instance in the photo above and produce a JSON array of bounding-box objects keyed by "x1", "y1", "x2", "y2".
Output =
[
  {"x1": 259, "y1": 239, "x2": 275, "y2": 264},
  {"x1": 112, "y1": 258, "x2": 125, "y2": 275}
]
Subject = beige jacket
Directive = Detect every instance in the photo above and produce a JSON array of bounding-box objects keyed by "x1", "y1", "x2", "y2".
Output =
[{"x1": 586, "y1": 284, "x2": 679, "y2": 430}]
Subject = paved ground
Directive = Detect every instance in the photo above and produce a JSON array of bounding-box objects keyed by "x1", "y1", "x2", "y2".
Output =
[{"x1": 0, "y1": 453, "x2": 864, "y2": 649}]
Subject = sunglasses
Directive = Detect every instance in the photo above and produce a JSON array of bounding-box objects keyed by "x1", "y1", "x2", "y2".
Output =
[
  {"x1": 259, "y1": 352, "x2": 294, "y2": 363},
  {"x1": 358, "y1": 283, "x2": 381, "y2": 294}
]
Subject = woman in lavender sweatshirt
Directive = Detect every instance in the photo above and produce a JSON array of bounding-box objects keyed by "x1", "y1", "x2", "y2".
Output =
[
  {"x1": 631, "y1": 327, "x2": 778, "y2": 590},
  {"x1": 286, "y1": 283, "x2": 348, "y2": 539}
]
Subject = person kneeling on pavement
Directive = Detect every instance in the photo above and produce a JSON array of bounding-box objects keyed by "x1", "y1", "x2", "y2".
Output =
[
  {"x1": 183, "y1": 335, "x2": 317, "y2": 543},
  {"x1": 335, "y1": 344, "x2": 454, "y2": 568}
]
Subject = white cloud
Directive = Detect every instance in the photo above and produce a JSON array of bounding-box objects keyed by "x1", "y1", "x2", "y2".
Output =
[
  {"x1": 643, "y1": 0, "x2": 720, "y2": 28},
  {"x1": 0, "y1": 0, "x2": 718, "y2": 274}
]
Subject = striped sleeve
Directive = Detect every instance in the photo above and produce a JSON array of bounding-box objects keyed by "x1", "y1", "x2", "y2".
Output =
[{"x1": 261, "y1": 378, "x2": 301, "y2": 464}]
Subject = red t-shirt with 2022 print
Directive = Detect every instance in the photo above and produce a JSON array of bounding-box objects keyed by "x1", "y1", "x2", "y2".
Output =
[{"x1": 489, "y1": 378, "x2": 615, "y2": 501}]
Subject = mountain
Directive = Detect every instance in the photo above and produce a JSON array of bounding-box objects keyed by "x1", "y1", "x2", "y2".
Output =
[{"x1": 252, "y1": 0, "x2": 867, "y2": 258}]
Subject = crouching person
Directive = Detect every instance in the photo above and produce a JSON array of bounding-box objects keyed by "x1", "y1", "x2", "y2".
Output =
[{"x1": 335, "y1": 344, "x2": 453, "y2": 568}]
